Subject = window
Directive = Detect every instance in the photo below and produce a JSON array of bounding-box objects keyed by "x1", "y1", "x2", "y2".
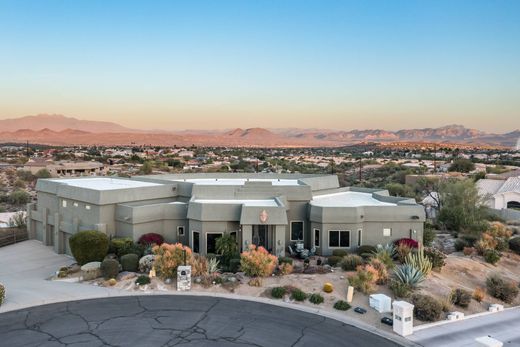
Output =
[
  {"x1": 314, "y1": 229, "x2": 320, "y2": 247},
  {"x1": 206, "y1": 233, "x2": 222, "y2": 254},
  {"x1": 85, "y1": 205, "x2": 91, "y2": 210},
  {"x1": 177, "y1": 226, "x2": 185, "y2": 236},
  {"x1": 329, "y1": 230, "x2": 350, "y2": 248},
  {"x1": 291, "y1": 221, "x2": 304, "y2": 241},
  {"x1": 73, "y1": 202, "x2": 79, "y2": 207},
  {"x1": 383, "y1": 228, "x2": 392, "y2": 237},
  {"x1": 192, "y1": 231, "x2": 200, "y2": 253},
  {"x1": 405, "y1": 317, "x2": 411, "y2": 322},
  {"x1": 62, "y1": 200, "x2": 67, "y2": 208},
  {"x1": 357, "y1": 229, "x2": 362, "y2": 247}
]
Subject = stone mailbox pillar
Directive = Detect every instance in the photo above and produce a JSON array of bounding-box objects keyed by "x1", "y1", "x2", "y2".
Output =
[
  {"x1": 393, "y1": 301, "x2": 414, "y2": 337},
  {"x1": 177, "y1": 265, "x2": 191, "y2": 291}
]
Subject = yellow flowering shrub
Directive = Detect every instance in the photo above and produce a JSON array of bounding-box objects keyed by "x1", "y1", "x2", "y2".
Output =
[
  {"x1": 153, "y1": 243, "x2": 193, "y2": 279},
  {"x1": 240, "y1": 245, "x2": 277, "y2": 277}
]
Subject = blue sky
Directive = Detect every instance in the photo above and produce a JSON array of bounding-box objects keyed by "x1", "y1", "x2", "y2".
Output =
[{"x1": 0, "y1": 0, "x2": 519, "y2": 131}]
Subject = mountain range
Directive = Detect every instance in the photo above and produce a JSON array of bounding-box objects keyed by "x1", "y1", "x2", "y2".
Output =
[{"x1": 0, "y1": 114, "x2": 518, "y2": 148}]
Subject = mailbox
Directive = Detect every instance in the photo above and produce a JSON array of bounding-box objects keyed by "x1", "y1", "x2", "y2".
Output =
[{"x1": 177, "y1": 265, "x2": 192, "y2": 291}]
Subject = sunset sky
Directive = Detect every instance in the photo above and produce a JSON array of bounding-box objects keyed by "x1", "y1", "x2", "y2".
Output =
[{"x1": 0, "y1": 1, "x2": 519, "y2": 132}]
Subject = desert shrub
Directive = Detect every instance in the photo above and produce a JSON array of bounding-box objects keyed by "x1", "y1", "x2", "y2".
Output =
[
  {"x1": 327, "y1": 256, "x2": 342, "y2": 267},
  {"x1": 139, "y1": 255, "x2": 155, "y2": 273},
  {"x1": 424, "y1": 248, "x2": 446, "y2": 271},
  {"x1": 487, "y1": 222, "x2": 512, "y2": 239},
  {"x1": 486, "y1": 274, "x2": 519, "y2": 304},
  {"x1": 411, "y1": 294, "x2": 443, "y2": 322},
  {"x1": 229, "y1": 258, "x2": 241, "y2": 273},
  {"x1": 191, "y1": 254, "x2": 208, "y2": 277},
  {"x1": 9, "y1": 189, "x2": 30, "y2": 205},
  {"x1": 291, "y1": 288, "x2": 307, "y2": 301},
  {"x1": 461, "y1": 234, "x2": 479, "y2": 247},
  {"x1": 348, "y1": 265, "x2": 378, "y2": 294},
  {"x1": 333, "y1": 300, "x2": 351, "y2": 311},
  {"x1": 153, "y1": 243, "x2": 193, "y2": 279},
  {"x1": 216, "y1": 233, "x2": 239, "y2": 266},
  {"x1": 369, "y1": 258, "x2": 389, "y2": 284},
  {"x1": 207, "y1": 257, "x2": 220, "y2": 274},
  {"x1": 372, "y1": 244, "x2": 396, "y2": 269},
  {"x1": 100, "y1": 259, "x2": 120, "y2": 279},
  {"x1": 423, "y1": 228, "x2": 436, "y2": 247},
  {"x1": 69, "y1": 230, "x2": 109, "y2": 265},
  {"x1": 240, "y1": 245, "x2": 277, "y2": 277},
  {"x1": 451, "y1": 288, "x2": 472, "y2": 308},
  {"x1": 271, "y1": 287, "x2": 287, "y2": 299},
  {"x1": 484, "y1": 249, "x2": 501, "y2": 265},
  {"x1": 279, "y1": 262, "x2": 293, "y2": 275},
  {"x1": 323, "y1": 282, "x2": 334, "y2": 293},
  {"x1": 248, "y1": 277, "x2": 263, "y2": 287},
  {"x1": 509, "y1": 237, "x2": 520, "y2": 255},
  {"x1": 393, "y1": 264, "x2": 425, "y2": 288},
  {"x1": 473, "y1": 287, "x2": 485, "y2": 302},
  {"x1": 138, "y1": 233, "x2": 164, "y2": 246},
  {"x1": 120, "y1": 253, "x2": 139, "y2": 272},
  {"x1": 454, "y1": 239, "x2": 468, "y2": 252},
  {"x1": 332, "y1": 249, "x2": 348, "y2": 257},
  {"x1": 135, "y1": 275, "x2": 151, "y2": 286},
  {"x1": 475, "y1": 233, "x2": 498, "y2": 255},
  {"x1": 309, "y1": 293, "x2": 324, "y2": 305},
  {"x1": 405, "y1": 245, "x2": 432, "y2": 276},
  {"x1": 395, "y1": 238, "x2": 419, "y2": 249},
  {"x1": 389, "y1": 280, "x2": 412, "y2": 298},
  {"x1": 340, "y1": 254, "x2": 364, "y2": 271},
  {"x1": 396, "y1": 243, "x2": 412, "y2": 263},
  {"x1": 0, "y1": 283, "x2": 4, "y2": 306},
  {"x1": 356, "y1": 245, "x2": 377, "y2": 258},
  {"x1": 109, "y1": 237, "x2": 142, "y2": 258},
  {"x1": 278, "y1": 256, "x2": 293, "y2": 265},
  {"x1": 463, "y1": 247, "x2": 475, "y2": 256}
]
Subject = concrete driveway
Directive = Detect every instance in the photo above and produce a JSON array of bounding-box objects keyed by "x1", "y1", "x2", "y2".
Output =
[{"x1": 0, "y1": 295, "x2": 401, "y2": 347}]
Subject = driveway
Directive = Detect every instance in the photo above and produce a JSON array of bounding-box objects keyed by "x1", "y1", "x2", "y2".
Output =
[{"x1": 0, "y1": 295, "x2": 401, "y2": 347}]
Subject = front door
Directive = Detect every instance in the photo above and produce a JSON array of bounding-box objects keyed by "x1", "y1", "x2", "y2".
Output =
[{"x1": 252, "y1": 225, "x2": 269, "y2": 250}]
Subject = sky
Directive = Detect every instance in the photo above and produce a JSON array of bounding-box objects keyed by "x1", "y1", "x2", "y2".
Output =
[{"x1": 0, "y1": 0, "x2": 519, "y2": 132}]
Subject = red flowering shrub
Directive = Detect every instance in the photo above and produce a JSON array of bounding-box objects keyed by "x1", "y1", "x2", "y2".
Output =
[
  {"x1": 138, "y1": 233, "x2": 164, "y2": 246},
  {"x1": 395, "y1": 238, "x2": 419, "y2": 249},
  {"x1": 240, "y1": 245, "x2": 278, "y2": 277}
]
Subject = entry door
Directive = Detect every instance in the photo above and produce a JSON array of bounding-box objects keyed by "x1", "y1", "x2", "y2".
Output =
[{"x1": 252, "y1": 225, "x2": 269, "y2": 250}]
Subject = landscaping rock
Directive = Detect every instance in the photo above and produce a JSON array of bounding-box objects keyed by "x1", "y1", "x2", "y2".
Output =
[
  {"x1": 68, "y1": 264, "x2": 81, "y2": 273},
  {"x1": 139, "y1": 254, "x2": 155, "y2": 273},
  {"x1": 117, "y1": 271, "x2": 137, "y2": 281},
  {"x1": 80, "y1": 262, "x2": 102, "y2": 281}
]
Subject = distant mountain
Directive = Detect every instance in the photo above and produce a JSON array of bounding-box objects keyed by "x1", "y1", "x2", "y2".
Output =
[
  {"x1": 0, "y1": 114, "x2": 518, "y2": 148},
  {"x1": 0, "y1": 114, "x2": 136, "y2": 133}
]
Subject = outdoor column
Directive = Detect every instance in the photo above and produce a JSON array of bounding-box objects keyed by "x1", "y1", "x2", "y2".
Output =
[
  {"x1": 242, "y1": 225, "x2": 252, "y2": 250},
  {"x1": 393, "y1": 301, "x2": 414, "y2": 337},
  {"x1": 274, "y1": 225, "x2": 286, "y2": 257},
  {"x1": 54, "y1": 212, "x2": 64, "y2": 254},
  {"x1": 26, "y1": 202, "x2": 36, "y2": 239},
  {"x1": 42, "y1": 208, "x2": 50, "y2": 246}
]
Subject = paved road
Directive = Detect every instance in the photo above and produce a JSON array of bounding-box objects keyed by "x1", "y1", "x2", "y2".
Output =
[
  {"x1": 410, "y1": 307, "x2": 520, "y2": 347},
  {"x1": 0, "y1": 295, "x2": 400, "y2": 347}
]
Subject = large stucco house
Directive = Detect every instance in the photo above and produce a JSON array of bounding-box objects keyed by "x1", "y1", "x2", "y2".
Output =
[{"x1": 27, "y1": 173, "x2": 425, "y2": 257}]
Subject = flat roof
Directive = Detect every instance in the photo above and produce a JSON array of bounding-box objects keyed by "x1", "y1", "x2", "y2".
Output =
[
  {"x1": 193, "y1": 199, "x2": 279, "y2": 207},
  {"x1": 310, "y1": 191, "x2": 396, "y2": 207},
  {"x1": 174, "y1": 178, "x2": 300, "y2": 186},
  {"x1": 49, "y1": 178, "x2": 161, "y2": 191}
]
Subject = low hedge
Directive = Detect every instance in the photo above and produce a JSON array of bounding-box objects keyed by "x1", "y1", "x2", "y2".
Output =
[
  {"x1": 100, "y1": 259, "x2": 120, "y2": 279},
  {"x1": 120, "y1": 253, "x2": 139, "y2": 272},
  {"x1": 486, "y1": 274, "x2": 519, "y2": 304},
  {"x1": 327, "y1": 256, "x2": 343, "y2": 267},
  {"x1": 332, "y1": 249, "x2": 348, "y2": 257},
  {"x1": 333, "y1": 300, "x2": 351, "y2": 311},
  {"x1": 309, "y1": 293, "x2": 324, "y2": 305},
  {"x1": 411, "y1": 294, "x2": 443, "y2": 322},
  {"x1": 271, "y1": 287, "x2": 287, "y2": 299},
  {"x1": 69, "y1": 230, "x2": 109, "y2": 265}
]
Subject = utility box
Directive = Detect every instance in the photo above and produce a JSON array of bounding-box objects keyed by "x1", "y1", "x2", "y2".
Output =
[
  {"x1": 369, "y1": 294, "x2": 392, "y2": 313},
  {"x1": 177, "y1": 265, "x2": 191, "y2": 291},
  {"x1": 393, "y1": 301, "x2": 414, "y2": 337},
  {"x1": 447, "y1": 311, "x2": 464, "y2": 321},
  {"x1": 489, "y1": 304, "x2": 504, "y2": 312}
]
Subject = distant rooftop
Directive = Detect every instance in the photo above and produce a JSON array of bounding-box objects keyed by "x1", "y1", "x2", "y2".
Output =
[
  {"x1": 192, "y1": 199, "x2": 279, "y2": 207},
  {"x1": 311, "y1": 191, "x2": 396, "y2": 207},
  {"x1": 49, "y1": 178, "x2": 161, "y2": 191},
  {"x1": 173, "y1": 178, "x2": 300, "y2": 186}
]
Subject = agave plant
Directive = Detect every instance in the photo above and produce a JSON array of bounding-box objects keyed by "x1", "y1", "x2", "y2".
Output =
[
  {"x1": 405, "y1": 244, "x2": 432, "y2": 276},
  {"x1": 372, "y1": 244, "x2": 397, "y2": 269},
  {"x1": 207, "y1": 257, "x2": 221, "y2": 275},
  {"x1": 393, "y1": 264, "x2": 425, "y2": 288}
]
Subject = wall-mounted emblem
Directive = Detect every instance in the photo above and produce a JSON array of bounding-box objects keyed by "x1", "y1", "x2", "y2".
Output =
[{"x1": 259, "y1": 210, "x2": 268, "y2": 224}]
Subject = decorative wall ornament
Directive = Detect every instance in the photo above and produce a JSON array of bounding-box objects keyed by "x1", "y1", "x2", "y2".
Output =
[{"x1": 259, "y1": 209, "x2": 268, "y2": 224}]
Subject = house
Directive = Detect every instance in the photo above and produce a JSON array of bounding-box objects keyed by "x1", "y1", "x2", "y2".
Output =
[
  {"x1": 477, "y1": 176, "x2": 520, "y2": 210},
  {"x1": 27, "y1": 173, "x2": 425, "y2": 257},
  {"x1": 22, "y1": 160, "x2": 107, "y2": 177}
]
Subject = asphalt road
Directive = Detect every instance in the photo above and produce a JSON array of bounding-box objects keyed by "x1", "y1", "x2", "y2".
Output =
[{"x1": 0, "y1": 295, "x2": 400, "y2": 347}]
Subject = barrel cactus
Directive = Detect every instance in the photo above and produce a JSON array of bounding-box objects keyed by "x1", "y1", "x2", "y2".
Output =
[{"x1": 323, "y1": 282, "x2": 334, "y2": 293}]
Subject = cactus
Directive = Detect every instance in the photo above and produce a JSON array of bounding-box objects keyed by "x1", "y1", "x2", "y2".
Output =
[
  {"x1": 393, "y1": 264, "x2": 425, "y2": 288},
  {"x1": 405, "y1": 244, "x2": 432, "y2": 276},
  {"x1": 323, "y1": 282, "x2": 334, "y2": 293}
]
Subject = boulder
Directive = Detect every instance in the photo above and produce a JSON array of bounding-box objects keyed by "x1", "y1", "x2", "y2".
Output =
[{"x1": 81, "y1": 262, "x2": 102, "y2": 281}]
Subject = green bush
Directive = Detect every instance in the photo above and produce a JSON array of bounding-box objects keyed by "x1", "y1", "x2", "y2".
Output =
[
  {"x1": 454, "y1": 239, "x2": 467, "y2": 252},
  {"x1": 120, "y1": 253, "x2": 139, "y2": 272},
  {"x1": 484, "y1": 249, "x2": 501, "y2": 265},
  {"x1": 308, "y1": 293, "x2": 324, "y2": 305},
  {"x1": 451, "y1": 288, "x2": 472, "y2": 308},
  {"x1": 423, "y1": 228, "x2": 436, "y2": 247},
  {"x1": 356, "y1": 245, "x2": 377, "y2": 258},
  {"x1": 229, "y1": 258, "x2": 241, "y2": 273},
  {"x1": 135, "y1": 275, "x2": 151, "y2": 286},
  {"x1": 424, "y1": 248, "x2": 446, "y2": 271},
  {"x1": 0, "y1": 283, "x2": 5, "y2": 306},
  {"x1": 509, "y1": 237, "x2": 520, "y2": 255},
  {"x1": 333, "y1": 300, "x2": 351, "y2": 311},
  {"x1": 486, "y1": 274, "x2": 519, "y2": 304},
  {"x1": 9, "y1": 189, "x2": 31, "y2": 205},
  {"x1": 271, "y1": 287, "x2": 287, "y2": 299},
  {"x1": 109, "y1": 237, "x2": 133, "y2": 256},
  {"x1": 332, "y1": 249, "x2": 348, "y2": 257},
  {"x1": 411, "y1": 294, "x2": 443, "y2": 322},
  {"x1": 340, "y1": 254, "x2": 364, "y2": 271},
  {"x1": 291, "y1": 288, "x2": 307, "y2": 302},
  {"x1": 69, "y1": 230, "x2": 109, "y2": 265},
  {"x1": 327, "y1": 256, "x2": 342, "y2": 267},
  {"x1": 278, "y1": 256, "x2": 293, "y2": 265},
  {"x1": 389, "y1": 280, "x2": 412, "y2": 298},
  {"x1": 100, "y1": 259, "x2": 120, "y2": 279}
]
